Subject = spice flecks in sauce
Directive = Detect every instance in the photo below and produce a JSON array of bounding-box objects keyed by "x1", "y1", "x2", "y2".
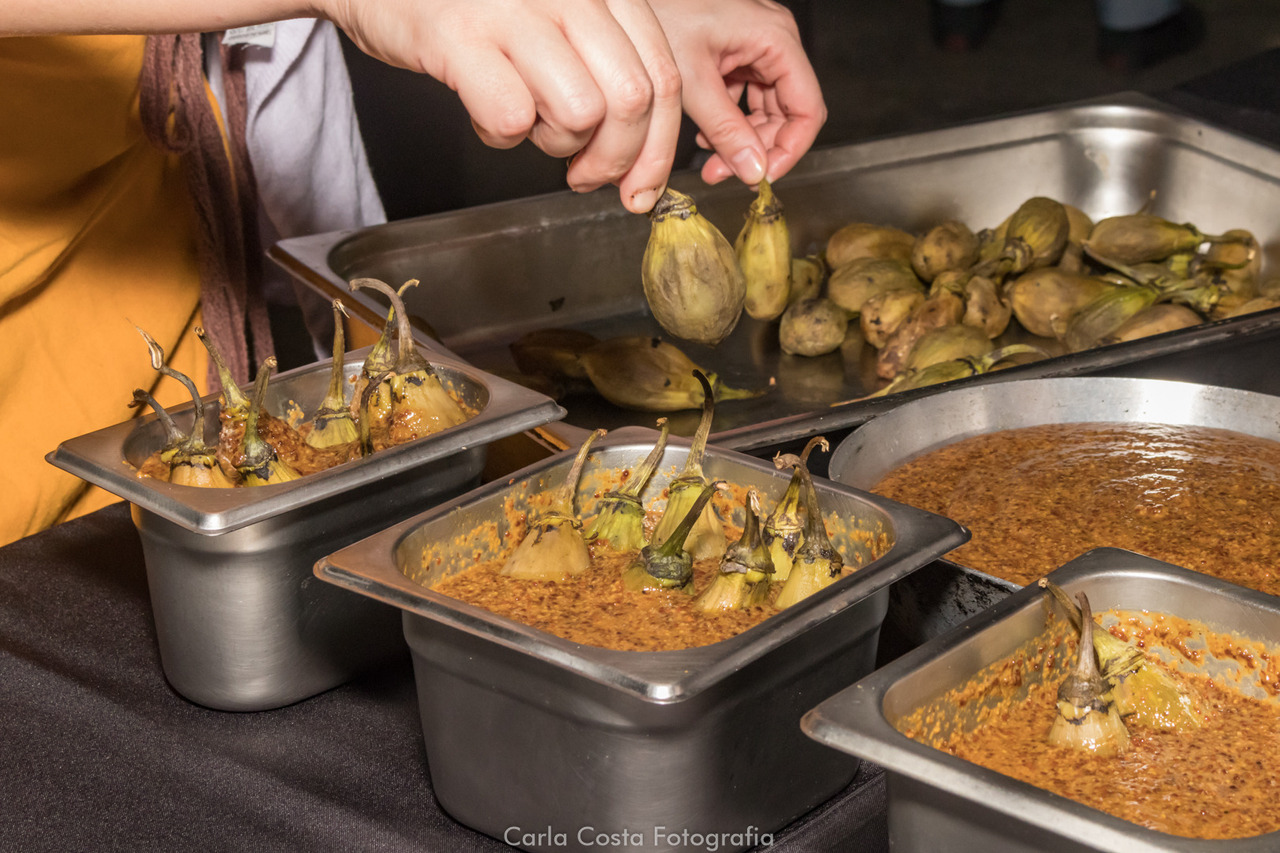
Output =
[
  {"x1": 873, "y1": 422, "x2": 1280, "y2": 594},
  {"x1": 422, "y1": 470, "x2": 888, "y2": 652},
  {"x1": 903, "y1": 610, "x2": 1280, "y2": 840}
]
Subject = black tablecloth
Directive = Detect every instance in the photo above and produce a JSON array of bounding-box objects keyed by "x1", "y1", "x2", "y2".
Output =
[
  {"x1": 9, "y1": 49, "x2": 1280, "y2": 852},
  {"x1": 0, "y1": 502, "x2": 888, "y2": 852}
]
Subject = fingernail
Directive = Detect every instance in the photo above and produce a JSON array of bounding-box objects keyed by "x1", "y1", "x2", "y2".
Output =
[
  {"x1": 731, "y1": 148, "x2": 766, "y2": 184},
  {"x1": 629, "y1": 185, "x2": 663, "y2": 213}
]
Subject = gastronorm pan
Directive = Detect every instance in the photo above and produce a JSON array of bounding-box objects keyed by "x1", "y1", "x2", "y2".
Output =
[
  {"x1": 802, "y1": 548, "x2": 1280, "y2": 853},
  {"x1": 314, "y1": 426, "x2": 967, "y2": 852},
  {"x1": 828, "y1": 375, "x2": 1280, "y2": 650},
  {"x1": 47, "y1": 344, "x2": 564, "y2": 711},
  {"x1": 270, "y1": 92, "x2": 1280, "y2": 453}
]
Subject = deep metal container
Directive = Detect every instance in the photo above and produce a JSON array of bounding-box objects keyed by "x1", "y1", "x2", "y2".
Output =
[
  {"x1": 802, "y1": 548, "x2": 1280, "y2": 853},
  {"x1": 828, "y1": 376, "x2": 1280, "y2": 650},
  {"x1": 314, "y1": 426, "x2": 967, "y2": 852},
  {"x1": 270, "y1": 93, "x2": 1280, "y2": 452},
  {"x1": 47, "y1": 345, "x2": 564, "y2": 711}
]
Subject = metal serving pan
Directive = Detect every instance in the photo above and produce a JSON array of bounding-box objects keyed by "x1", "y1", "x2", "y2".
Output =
[
  {"x1": 270, "y1": 92, "x2": 1280, "y2": 452},
  {"x1": 315, "y1": 426, "x2": 967, "y2": 852},
  {"x1": 47, "y1": 344, "x2": 564, "y2": 711},
  {"x1": 827, "y1": 375, "x2": 1280, "y2": 651},
  {"x1": 802, "y1": 548, "x2": 1280, "y2": 853}
]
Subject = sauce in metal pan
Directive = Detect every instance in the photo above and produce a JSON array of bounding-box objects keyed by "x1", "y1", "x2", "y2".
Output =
[
  {"x1": 432, "y1": 546, "x2": 774, "y2": 652},
  {"x1": 904, "y1": 612, "x2": 1280, "y2": 840},
  {"x1": 427, "y1": 482, "x2": 888, "y2": 652},
  {"x1": 873, "y1": 422, "x2": 1280, "y2": 593}
]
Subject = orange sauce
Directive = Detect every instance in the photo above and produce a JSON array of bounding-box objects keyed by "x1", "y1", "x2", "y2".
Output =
[
  {"x1": 431, "y1": 543, "x2": 774, "y2": 652},
  {"x1": 903, "y1": 612, "x2": 1280, "y2": 840},
  {"x1": 427, "y1": 478, "x2": 889, "y2": 652},
  {"x1": 873, "y1": 422, "x2": 1280, "y2": 593},
  {"x1": 136, "y1": 387, "x2": 474, "y2": 486}
]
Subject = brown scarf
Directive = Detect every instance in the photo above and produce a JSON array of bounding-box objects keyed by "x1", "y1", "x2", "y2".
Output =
[{"x1": 138, "y1": 32, "x2": 275, "y2": 391}]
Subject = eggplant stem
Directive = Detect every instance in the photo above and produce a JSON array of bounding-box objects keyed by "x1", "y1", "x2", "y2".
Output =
[
  {"x1": 619, "y1": 418, "x2": 670, "y2": 500},
  {"x1": 350, "y1": 277, "x2": 424, "y2": 372},
  {"x1": 554, "y1": 428, "x2": 607, "y2": 515},
  {"x1": 130, "y1": 388, "x2": 183, "y2": 446},
  {"x1": 680, "y1": 370, "x2": 716, "y2": 482},
  {"x1": 137, "y1": 325, "x2": 211, "y2": 446},
  {"x1": 323, "y1": 299, "x2": 349, "y2": 409}
]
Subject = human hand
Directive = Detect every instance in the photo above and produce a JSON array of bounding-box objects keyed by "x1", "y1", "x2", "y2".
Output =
[
  {"x1": 649, "y1": 0, "x2": 826, "y2": 186},
  {"x1": 325, "y1": 0, "x2": 685, "y2": 213}
]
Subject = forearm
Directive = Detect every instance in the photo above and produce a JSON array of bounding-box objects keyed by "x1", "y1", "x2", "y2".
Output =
[{"x1": 0, "y1": 0, "x2": 325, "y2": 37}]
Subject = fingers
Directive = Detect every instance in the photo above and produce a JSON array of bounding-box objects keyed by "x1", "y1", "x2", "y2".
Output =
[
  {"x1": 505, "y1": 10, "x2": 635, "y2": 160},
  {"x1": 336, "y1": 0, "x2": 825, "y2": 210},
  {"x1": 653, "y1": 0, "x2": 826, "y2": 187},
  {"x1": 447, "y1": 11, "x2": 608, "y2": 155},
  {"x1": 443, "y1": 0, "x2": 683, "y2": 213},
  {"x1": 680, "y1": 66, "x2": 768, "y2": 186},
  {"x1": 698, "y1": 100, "x2": 826, "y2": 185},
  {"x1": 746, "y1": 63, "x2": 826, "y2": 182},
  {"x1": 686, "y1": 62, "x2": 825, "y2": 187},
  {"x1": 566, "y1": 0, "x2": 683, "y2": 213},
  {"x1": 449, "y1": 46, "x2": 540, "y2": 151}
]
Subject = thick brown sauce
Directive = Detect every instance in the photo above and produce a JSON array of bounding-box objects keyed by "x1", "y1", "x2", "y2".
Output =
[
  {"x1": 137, "y1": 384, "x2": 474, "y2": 487},
  {"x1": 429, "y1": 483, "x2": 887, "y2": 652},
  {"x1": 432, "y1": 541, "x2": 776, "y2": 652},
  {"x1": 905, "y1": 613, "x2": 1280, "y2": 840},
  {"x1": 873, "y1": 422, "x2": 1280, "y2": 593}
]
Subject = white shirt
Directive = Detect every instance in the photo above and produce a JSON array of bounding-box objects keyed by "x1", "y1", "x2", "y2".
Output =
[{"x1": 208, "y1": 20, "x2": 387, "y2": 355}]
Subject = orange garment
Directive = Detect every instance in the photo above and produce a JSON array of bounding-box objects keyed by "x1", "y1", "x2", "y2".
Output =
[{"x1": 0, "y1": 35, "x2": 206, "y2": 546}]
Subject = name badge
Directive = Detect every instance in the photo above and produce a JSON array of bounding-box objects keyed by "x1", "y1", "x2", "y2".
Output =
[{"x1": 223, "y1": 23, "x2": 277, "y2": 48}]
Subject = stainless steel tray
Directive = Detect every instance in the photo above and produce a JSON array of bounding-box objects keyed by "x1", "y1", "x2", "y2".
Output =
[
  {"x1": 46, "y1": 344, "x2": 564, "y2": 711},
  {"x1": 271, "y1": 92, "x2": 1280, "y2": 452},
  {"x1": 315, "y1": 426, "x2": 967, "y2": 852},
  {"x1": 802, "y1": 548, "x2": 1280, "y2": 853},
  {"x1": 828, "y1": 375, "x2": 1280, "y2": 650}
]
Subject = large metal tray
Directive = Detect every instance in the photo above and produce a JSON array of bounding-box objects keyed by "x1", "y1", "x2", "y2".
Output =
[
  {"x1": 46, "y1": 344, "x2": 564, "y2": 711},
  {"x1": 270, "y1": 92, "x2": 1280, "y2": 452},
  {"x1": 315, "y1": 427, "x2": 967, "y2": 852},
  {"x1": 827, "y1": 375, "x2": 1280, "y2": 651},
  {"x1": 802, "y1": 548, "x2": 1280, "y2": 853}
]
